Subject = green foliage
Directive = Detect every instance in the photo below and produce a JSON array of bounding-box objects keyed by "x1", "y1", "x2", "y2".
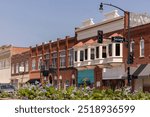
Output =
[{"x1": 0, "y1": 83, "x2": 150, "y2": 100}]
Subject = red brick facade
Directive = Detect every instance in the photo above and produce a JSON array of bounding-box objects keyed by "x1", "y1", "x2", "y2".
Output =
[{"x1": 30, "y1": 36, "x2": 77, "y2": 88}]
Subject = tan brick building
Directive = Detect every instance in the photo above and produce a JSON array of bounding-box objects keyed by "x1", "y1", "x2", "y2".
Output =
[
  {"x1": 0, "y1": 45, "x2": 29, "y2": 84},
  {"x1": 11, "y1": 51, "x2": 30, "y2": 87}
]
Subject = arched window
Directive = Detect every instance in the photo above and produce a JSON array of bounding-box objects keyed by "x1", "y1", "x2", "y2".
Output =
[
  {"x1": 140, "y1": 37, "x2": 144, "y2": 57},
  {"x1": 130, "y1": 40, "x2": 135, "y2": 53}
]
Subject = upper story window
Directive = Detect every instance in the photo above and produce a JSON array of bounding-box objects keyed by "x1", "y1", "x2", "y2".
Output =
[
  {"x1": 5, "y1": 58, "x2": 10, "y2": 68},
  {"x1": 102, "y1": 46, "x2": 107, "y2": 58},
  {"x1": 85, "y1": 49, "x2": 88, "y2": 60},
  {"x1": 60, "y1": 50, "x2": 66, "y2": 68},
  {"x1": 140, "y1": 37, "x2": 144, "y2": 57},
  {"x1": 45, "y1": 54, "x2": 50, "y2": 60},
  {"x1": 25, "y1": 61, "x2": 29, "y2": 72},
  {"x1": 74, "y1": 51, "x2": 77, "y2": 62},
  {"x1": 108, "y1": 44, "x2": 112, "y2": 57},
  {"x1": 32, "y1": 58, "x2": 36, "y2": 70},
  {"x1": 96, "y1": 47, "x2": 99, "y2": 58},
  {"x1": 38, "y1": 57, "x2": 42, "y2": 70},
  {"x1": 68, "y1": 49, "x2": 73, "y2": 67},
  {"x1": 130, "y1": 40, "x2": 135, "y2": 53},
  {"x1": 11, "y1": 64, "x2": 14, "y2": 74},
  {"x1": 115, "y1": 44, "x2": 120, "y2": 56},
  {"x1": 16, "y1": 63, "x2": 19, "y2": 74},
  {"x1": 80, "y1": 50, "x2": 84, "y2": 61},
  {"x1": 52, "y1": 52, "x2": 57, "y2": 68},
  {"x1": 91, "y1": 48, "x2": 95, "y2": 60}
]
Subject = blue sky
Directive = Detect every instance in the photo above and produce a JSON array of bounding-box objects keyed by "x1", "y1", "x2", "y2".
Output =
[{"x1": 0, "y1": 0, "x2": 150, "y2": 47}]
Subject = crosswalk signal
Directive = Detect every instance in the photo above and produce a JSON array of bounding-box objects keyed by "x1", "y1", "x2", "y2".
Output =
[{"x1": 97, "y1": 30, "x2": 103, "y2": 43}]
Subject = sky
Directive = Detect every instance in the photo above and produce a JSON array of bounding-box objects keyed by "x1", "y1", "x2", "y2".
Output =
[{"x1": 0, "y1": 0, "x2": 150, "y2": 47}]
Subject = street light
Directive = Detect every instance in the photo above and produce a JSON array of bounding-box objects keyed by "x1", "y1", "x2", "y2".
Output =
[{"x1": 99, "y1": 2, "x2": 131, "y2": 86}]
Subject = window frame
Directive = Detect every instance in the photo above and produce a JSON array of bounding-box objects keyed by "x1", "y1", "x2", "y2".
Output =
[
  {"x1": 115, "y1": 43, "x2": 120, "y2": 56},
  {"x1": 102, "y1": 46, "x2": 107, "y2": 58},
  {"x1": 140, "y1": 37, "x2": 144, "y2": 57}
]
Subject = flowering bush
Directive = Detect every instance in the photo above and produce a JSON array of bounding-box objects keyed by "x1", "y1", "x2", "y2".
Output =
[{"x1": 0, "y1": 83, "x2": 150, "y2": 100}]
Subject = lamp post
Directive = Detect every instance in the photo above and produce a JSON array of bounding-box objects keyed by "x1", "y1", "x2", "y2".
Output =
[{"x1": 99, "y1": 3, "x2": 131, "y2": 86}]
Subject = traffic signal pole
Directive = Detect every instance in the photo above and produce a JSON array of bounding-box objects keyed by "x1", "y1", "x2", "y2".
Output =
[{"x1": 99, "y1": 3, "x2": 133, "y2": 91}]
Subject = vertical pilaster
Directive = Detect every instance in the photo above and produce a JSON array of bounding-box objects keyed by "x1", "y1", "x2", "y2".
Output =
[
  {"x1": 57, "y1": 38, "x2": 60, "y2": 89},
  {"x1": 36, "y1": 44, "x2": 38, "y2": 70},
  {"x1": 88, "y1": 48, "x2": 91, "y2": 61},
  {"x1": 49, "y1": 41, "x2": 52, "y2": 66},
  {"x1": 65, "y1": 36, "x2": 69, "y2": 68},
  {"x1": 29, "y1": 46, "x2": 32, "y2": 72}
]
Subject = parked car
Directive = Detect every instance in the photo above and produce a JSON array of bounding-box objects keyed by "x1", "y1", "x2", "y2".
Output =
[{"x1": 0, "y1": 84, "x2": 15, "y2": 93}]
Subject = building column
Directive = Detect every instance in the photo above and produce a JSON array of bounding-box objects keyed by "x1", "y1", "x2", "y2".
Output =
[
  {"x1": 77, "y1": 50, "x2": 80, "y2": 62},
  {"x1": 112, "y1": 43, "x2": 116, "y2": 57},
  {"x1": 120, "y1": 43, "x2": 123, "y2": 57},
  {"x1": 88, "y1": 47, "x2": 91, "y2": 61},
  {"x1": 57, "y1": 38, "x2": 60, "y2": 89},
  {"x1": 65, "y1": 36, "x2": 69, "y2": 68},
  {"x1": 99, "y1": 46, "x2": 102, "y2": 59}
]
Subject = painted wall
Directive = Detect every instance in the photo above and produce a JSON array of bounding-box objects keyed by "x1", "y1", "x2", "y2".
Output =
[
  {"x1": 77, "y1": 69, "x2": 94, "y2": 86},
  {"x1": 0, "y1": 68, "x2": 11, "y2": 83}
]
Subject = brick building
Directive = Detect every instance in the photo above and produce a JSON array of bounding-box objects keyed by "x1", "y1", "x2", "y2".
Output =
[
  {"x1": 7, "y1": 10, "x2": 150, "y2": 92},
  {"x1": 0, "y1": 45, "x2": 29, "y2": 84},
  {"x1": 73, "y1": 11, "x2": 125, "y2": 89},
  {"x1": 73, "y1": 10, "x2": 150, "y2": 91},
  {"x1": 30, "y1": 36, "x2": 77, "y2": 89},
  {"x1": 11, "y1": 51, "x2": 30, "y2": 88}
]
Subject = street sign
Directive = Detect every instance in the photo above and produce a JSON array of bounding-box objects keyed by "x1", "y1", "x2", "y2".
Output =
[{"x1": 111, "y1": 36, "x2": 125, "y2": 43}]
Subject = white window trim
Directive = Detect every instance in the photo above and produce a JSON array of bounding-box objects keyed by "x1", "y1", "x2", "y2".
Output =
[{"x1": 130, "y1": 40, "x2": 135, "y2": 53}]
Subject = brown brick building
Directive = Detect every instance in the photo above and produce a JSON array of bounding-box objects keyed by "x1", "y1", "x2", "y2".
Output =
[
  {"x1": 30, "y1": 36, "x2": 77, "y2": 89},
  {"x1": 0, "y1": 45, "x2": 29, "y2": 84},
  {"x1": 11, "y1": 51, "x2": 30, "y2": 87}
]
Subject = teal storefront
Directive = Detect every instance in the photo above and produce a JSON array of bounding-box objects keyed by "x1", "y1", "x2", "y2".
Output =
[{"x1": 77, "y1": 69, "x2": 94, "y2": 86}]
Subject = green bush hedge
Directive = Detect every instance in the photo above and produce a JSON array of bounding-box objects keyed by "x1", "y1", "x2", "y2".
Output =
[{"x1": 1, "y1": 84, "x2": 150, "y2": 100}]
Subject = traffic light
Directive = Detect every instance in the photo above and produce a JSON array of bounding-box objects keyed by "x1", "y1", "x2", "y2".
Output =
[
  {"x1": 97, "y1": 30, "x2": 103, "y2": 43},
  {"x1": 127, "y1": 53, "x2": 134, "y2": 64}
]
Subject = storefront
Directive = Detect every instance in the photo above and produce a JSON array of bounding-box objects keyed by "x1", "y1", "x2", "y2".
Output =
[{"x1": 102, "y1": 64, "x2": 126, "y2": 89}]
